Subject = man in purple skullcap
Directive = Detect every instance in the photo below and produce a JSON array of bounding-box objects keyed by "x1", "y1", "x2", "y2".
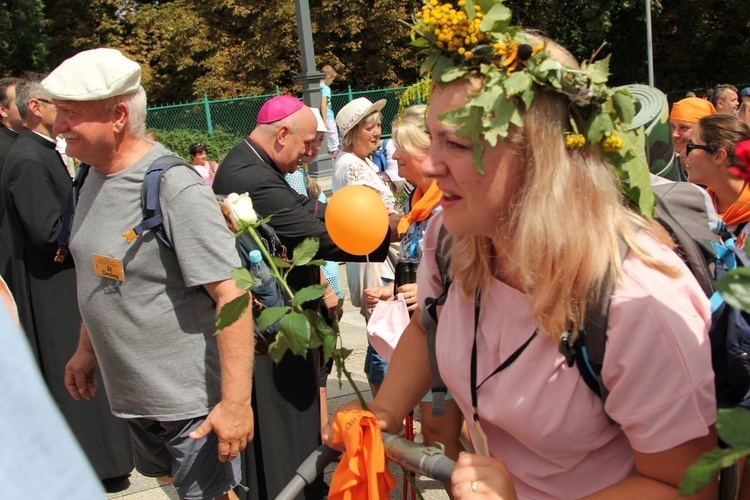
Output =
[{"x1": 213, "y1": 97, "x2": 395, "y2": 499}]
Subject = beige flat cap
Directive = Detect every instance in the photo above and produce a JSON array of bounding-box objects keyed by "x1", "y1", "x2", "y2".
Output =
[{"x1": 42, "y1": 48, "x2": 141, "y2": 101}]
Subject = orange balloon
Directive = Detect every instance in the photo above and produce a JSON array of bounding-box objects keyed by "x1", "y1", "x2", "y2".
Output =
[{"x1": 326, "y1": 185, "x2": 389, "y2": 256}]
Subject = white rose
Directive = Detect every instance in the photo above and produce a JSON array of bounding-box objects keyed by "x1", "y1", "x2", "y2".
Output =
[{"x1": 224, "y1": 192, "x2": 258, "y2": 228}]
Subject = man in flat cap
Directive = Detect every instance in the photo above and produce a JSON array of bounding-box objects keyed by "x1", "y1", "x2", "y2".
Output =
[
  {"x1": 0, "y1": 72, "x2": 135, "y2": 490},
  {"x1": 44, "y1": 48, "x2": 253, "y2": 500},
  {"x1": 213, "y1": 96, "x2": 396, "y2": 499}
]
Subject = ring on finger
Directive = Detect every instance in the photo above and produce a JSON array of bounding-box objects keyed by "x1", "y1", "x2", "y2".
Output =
[{"x1": 470, "y1": 480, "x2": 478, "y2": 493}]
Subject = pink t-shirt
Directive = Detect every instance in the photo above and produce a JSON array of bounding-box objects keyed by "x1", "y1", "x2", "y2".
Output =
[
  {"x1": 192, "y1": 162, "x2": 215, "y2": 186},
  {"x1": 417, "y1": 211, "x2": 716, "y2": 499}
]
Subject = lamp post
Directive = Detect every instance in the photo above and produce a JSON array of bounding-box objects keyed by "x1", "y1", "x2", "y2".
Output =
[
  {"x1": 646, "y1": 0, "x2": 654, "y2": 86},
  {"x1": 294, "y1": 0, "x2": 333, "y2": 178}
]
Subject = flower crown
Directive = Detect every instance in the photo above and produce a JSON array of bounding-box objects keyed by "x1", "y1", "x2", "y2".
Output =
[{"x1": 407, "y1": 0, "x2": 653, "y2": 215}]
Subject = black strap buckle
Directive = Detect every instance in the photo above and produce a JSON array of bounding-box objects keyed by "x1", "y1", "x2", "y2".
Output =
[{"x1": 558, "y1": 331, "x2": 577, "y2": 367}]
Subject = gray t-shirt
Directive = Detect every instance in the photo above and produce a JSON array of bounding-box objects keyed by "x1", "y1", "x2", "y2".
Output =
[{"x1": 70, "y1": 144, "x2": 241, "y2": 420}]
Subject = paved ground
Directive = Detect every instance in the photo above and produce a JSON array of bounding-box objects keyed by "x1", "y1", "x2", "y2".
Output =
[{"x1": 106, "y1": 264, "x2": 451, "y2": 499}]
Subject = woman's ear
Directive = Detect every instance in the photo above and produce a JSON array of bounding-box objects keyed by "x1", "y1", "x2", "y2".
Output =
[{"x1": 714, "y1": 147, "x2": 729, "y2": 165}]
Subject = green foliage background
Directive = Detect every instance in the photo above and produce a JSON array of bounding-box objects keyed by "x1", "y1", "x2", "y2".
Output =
[
  {"x1": 2, "y1": 0, "x2": 747, "y2": 106},
  {"x1": 152, "y1": 127, "x2": 239, "y2": 163}
]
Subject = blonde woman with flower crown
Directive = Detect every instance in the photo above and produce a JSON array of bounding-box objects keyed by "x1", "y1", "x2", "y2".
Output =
[{"x1": 326, "y1": 2, "x2": 718, "y2": 498}]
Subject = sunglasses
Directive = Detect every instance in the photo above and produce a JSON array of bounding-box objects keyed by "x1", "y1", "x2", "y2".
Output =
[{"x1": 685, "y1": 142, "x2": 715, "y2": 156}]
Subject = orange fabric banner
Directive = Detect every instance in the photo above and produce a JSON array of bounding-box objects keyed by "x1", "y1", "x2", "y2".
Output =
[
  {"x1": 397, "y1": 181, "x2": 443, "y2": 235},
  {"x1": 708, "y1": 182, "x2": 750, "y2": 226},
  {"x1": 328, "y1": 410, "x2": 396, "y2": 500}
]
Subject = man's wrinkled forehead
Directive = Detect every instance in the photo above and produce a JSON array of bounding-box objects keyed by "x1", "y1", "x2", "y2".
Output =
[{"x1": 53, "y1": 99, "x2": 115, "y2": 122}]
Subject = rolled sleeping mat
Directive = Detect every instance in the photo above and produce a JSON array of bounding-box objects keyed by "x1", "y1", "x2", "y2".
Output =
[{"x1": 618, "y1": 84, "x2": 679, "y2": 181}]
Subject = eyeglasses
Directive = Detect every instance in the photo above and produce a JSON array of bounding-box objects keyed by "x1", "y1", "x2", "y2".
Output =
[
  {"x1": 36, "y1": 98, "x2": 55, "y2": 106},
  {"x1": 685, "y1": 142, "x2": 715, "y2": 156}
]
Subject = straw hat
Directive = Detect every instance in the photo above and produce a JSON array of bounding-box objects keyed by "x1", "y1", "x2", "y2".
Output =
[{"x1": 335, "y1": 97, "x2": 386, "y2": 140}]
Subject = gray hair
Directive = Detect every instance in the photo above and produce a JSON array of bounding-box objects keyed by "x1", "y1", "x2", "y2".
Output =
[
  {"x1": 341, "y1": 111, "x2": 381, "y2": 149},
  {"x1": 15, "y1": 75, "x2": 49, "y2": 122},
  {"x1": 711, "y1": 84, "x2": 738, "y2": 108},
  {"x1": 95, "y1": 86, "x2": 148, "y2": 138}
]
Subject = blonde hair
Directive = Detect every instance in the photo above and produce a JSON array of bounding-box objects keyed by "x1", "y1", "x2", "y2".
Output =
[
  {"x1": 444, "y1": 67, "x2": 675, "y2": 340},
  {"x1": 738, "y1": 101, "x2": 750, "y2": 127},
  {"x1": 306, "y1": 174, "x2": 322, "y2": 200},
  {"x1": 322, "y1": 65, "x2": 337, "y2": 79},
  {"x1": 392, "y1": 104, "x2": 429, "y2": 158}
]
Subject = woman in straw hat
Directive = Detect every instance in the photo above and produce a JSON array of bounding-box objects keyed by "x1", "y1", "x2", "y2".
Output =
[
  {"x1": 333, "y1": 97, "x2": 400, "y2": 396},
  {"x1": 328, "y1": 1, "x2": 718, "y2": 497}
]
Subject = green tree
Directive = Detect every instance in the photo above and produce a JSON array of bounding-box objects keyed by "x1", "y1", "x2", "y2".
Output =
[
  {"x1": 43, "y1": 0, "x2": 128, "y2": 69},
  {"x1": 0, "y1": 0, "x2": 49, "y2": 76},
  {"x1": 310, "y1": 0, "x2": 423, "y2": 90},
  {"x1": 505, "y1": 0, "x2": 659, "y2": 86},
  {"x1": 116, "y1": 0, "x2": 424, "y2": 104},
  {"x1": 652, "y1": 0, "x2": 750, "y2": 92}
]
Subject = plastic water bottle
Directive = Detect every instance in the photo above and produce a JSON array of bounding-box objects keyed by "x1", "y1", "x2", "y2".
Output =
[{"x1": 248, "y1": 250, "x2": 275, "y2": 296}]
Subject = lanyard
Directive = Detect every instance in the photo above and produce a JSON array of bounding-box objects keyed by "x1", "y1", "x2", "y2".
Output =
[{"x1": 470, "y1": 289, "x2": 537, "y2": 448}]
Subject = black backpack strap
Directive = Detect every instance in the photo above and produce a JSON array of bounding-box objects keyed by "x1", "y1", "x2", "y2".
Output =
[
  {"x1": 55, "y1": 164, "x2": 92, "y2": 263},
  {"x1": 421, "y1": 224, "x2": 452, "y2": 417},
  {"x1": 131, "y1": 155, "x2": 199, "y2": 250},
  {"x1": 559, "y1": 236, "x2": 629, "y2": 408}
]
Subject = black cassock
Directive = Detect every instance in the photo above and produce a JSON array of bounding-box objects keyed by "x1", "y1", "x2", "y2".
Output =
[
  {"x1": 0, "y1": 125, "x2": 18, "y2": 287},
  {"x1": 1, "y1": 130, "x2": 133, "y2": 480},
  {"x1": 214, "y1": 138, "x2": 390, "y2": 499}
]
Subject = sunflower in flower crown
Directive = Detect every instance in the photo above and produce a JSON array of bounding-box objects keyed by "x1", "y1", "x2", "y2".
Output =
[{"x1": 405, "y1": 0, "x2": 654, "y2": 216}]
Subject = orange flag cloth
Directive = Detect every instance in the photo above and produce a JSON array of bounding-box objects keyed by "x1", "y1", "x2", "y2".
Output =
[
  {"x1": 397, "y1": 181, "x2": 443, "y2": 235},
  {"x1": 707, "y1": 182, "x2": 750, "y2": 226},
  {"x1": 328, "y1": 410, "x2": 396, "y2": 500}
]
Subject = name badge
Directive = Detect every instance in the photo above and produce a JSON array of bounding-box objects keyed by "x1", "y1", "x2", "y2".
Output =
[{"x1": 92, "y1": 254, "x2": 125, "y2": 282}]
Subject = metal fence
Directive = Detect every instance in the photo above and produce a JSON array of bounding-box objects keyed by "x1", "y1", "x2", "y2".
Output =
[
  {"x1": 146, "y1": 82, "x2": 750, "y2": 147},
  {"x1": 145, "y1": 85, "x2": 411, "y2": 141}
]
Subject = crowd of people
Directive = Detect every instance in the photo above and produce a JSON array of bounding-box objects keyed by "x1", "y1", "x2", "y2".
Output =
[{"x1": 3, "y1": 0, "x2": 750, "y2": 498}]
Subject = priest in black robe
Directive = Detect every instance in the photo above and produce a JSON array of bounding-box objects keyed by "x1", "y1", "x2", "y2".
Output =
[
  {"x1": 0, "y1": 77, "x2": 23, "y2": 287},
  {"x1": 214, "y1": 96, "x2": 395, "y2": 500}
]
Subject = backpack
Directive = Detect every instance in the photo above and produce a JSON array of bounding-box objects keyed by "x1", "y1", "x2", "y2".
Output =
[
  {"x1": 56, "y1": 155, "x2": 286, "y2": 346},
  {"x1": 564, "y1": 181, "x2": 750, "y2": 410},
  {"x1": 371, "y1": 139, "x2": 389, "y2": 173},
  {"x1": 371, "y1": 139, "x2": 397, "y2": 195},
  {"x1": 421, "y1": 180, "x2": 747, "y2": 496}
]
